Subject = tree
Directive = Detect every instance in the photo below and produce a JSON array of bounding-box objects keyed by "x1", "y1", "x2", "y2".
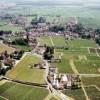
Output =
[
  {"x1": 38, "y1": 17, "x2": 46, "y2": 23},
  {"x1": 4, "y1": 51, "x2": 9, "y2": 58},
  {"x1": 31, "y1": 19, "x2": 38, "y2": 25},
  {"x1": 0, "y1": 30, "x2": 12, "y2": 36},
  {"x1": 72, "y1": 23, "x2": 84, "y2": 33},
  {"x1": 31, "y1": 16, "x2": 38, "y2": 25},
  {"x1": 43, "y1": 46, "x2": 54, "y2": 60},
  {"x1": 95, "y1": 29, "x2": 100, "y2": 34},
  {"x1": 12, "y1": 38, "x2": 28, "y2": 46},
  {"x1": 95, "y1": 38, "x2": 100, "y2": 45},
  {"x1": 31, "y1": 16, "x2": 46, "y2": 26},
  {"x1": 33, "y1": 38, "x2": 37, "y2": 44},
  {"x1": 49, "y1": 25, "x2": 65, "y2": 32}
]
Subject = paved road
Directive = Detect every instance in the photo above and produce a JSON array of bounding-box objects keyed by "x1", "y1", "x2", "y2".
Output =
[{"x1": 43, "y1": 54, "x2": 70, "y2": 100}]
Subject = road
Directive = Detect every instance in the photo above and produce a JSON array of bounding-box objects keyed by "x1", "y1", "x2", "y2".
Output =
[{"x1": 70, "y1": 59, "x2": 90, "y2": 100}]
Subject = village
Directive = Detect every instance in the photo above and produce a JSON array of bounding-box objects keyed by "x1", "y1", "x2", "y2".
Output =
[{"x1": 0, "y1": 3, "x2": 100, "y2": 100}]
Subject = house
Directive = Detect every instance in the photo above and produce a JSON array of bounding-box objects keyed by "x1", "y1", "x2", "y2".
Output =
[
  {"x1": 4, "y1": 58, "x2": 15, "y2": 67},
  {"x1": 29, "y1": 61, "x2": 46, "y2": 69},
  {"x1": 47, "y1": 68, "x2": 81, "y2": 90},
  {"x1": 34, "y1": 47, "x2": 45, "y2": 55},
  {"x1": 0, "y1": 40, "x2": 3, "y2": 44}
]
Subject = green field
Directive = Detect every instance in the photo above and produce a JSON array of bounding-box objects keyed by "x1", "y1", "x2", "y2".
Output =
[
  {"x1": 6, "y1": 55, "x2": 45, "y2": 84},
  {"x1": 38, "y1": 36, "x2": 67, "y2": 47},
  {"x1": 51, "y1": 36, "x2": 67, "y2": 47},
  {"x1": 52, "y1": 38, "x2": 100, "y2": 100},
  {"x1": 66, "y1": 39, "x2": 96, "y2": 48},
  {"x1": 53, "y1": 50, "x2": 74, "y2": 73},
  {"x1": 53, "y1": 48, "x2": 88, "y2": 74},
  {"x1": 85, "y1": 87, "x2": 100, "y2": 100},
  {"x1": 0, "y1": 24, "x2": 24, "y2": 32},
  {"x1": 87, "y1": 55, "x2": 100, "y2": 61},
  {"x1": 75, "y1": 60, "x2": 100, "y2": 74},
  {"x1": 38, "y1": 36, "x2": 52, "y2": 46},
  {"x1": 82, "y1": 77, "x2": 100, "y2": 88},
  {"x1": 51, "y1": 39, "x2": 98, "y2": 74},
  {"x1": 12, "y1": 45, "x2": 32, "y2": 51},
  {"x1": 63, "y1": 89, "x2": 85, "y2": 100},
  {"x1": 5, "y1": 35, "x2": 32, "y2": 51},
  {"x1": 52, "y1": 57, "x2": 73, "y2": 73},
  {"x1": 0, "y1": 81, "x2": 49, "y2": 100},
  {"x1": 0, "y1": 21, "x2": 8, "y2": 26},
  {"x1": 51, "y1": 39, "x2": 99, "y2": 74}
]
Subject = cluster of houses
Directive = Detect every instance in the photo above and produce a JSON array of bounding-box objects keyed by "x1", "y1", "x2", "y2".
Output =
[
  {"x1": 0, "y1": 51, "x2": 15, "y2": 75},
  {"x1": 23, "y1": 18, "x2": 77, "y2": 42},
  {"x1": 0, "y1": 50, "x2": 24, "y2": 75},
  {"x1": 47, "y1": 66, "x2": 81, "y2": 90},
  {"x1": 0, "y1": 13, "x2": 28, "y2": 27},
  {"x1": 25, "y1": 28, "x2": 62, "y2": 38},
  {"x1": 0, "y1": 12, "x2": 99, "y2": 42},
  {"x1": 33, "y1": 46, "x2": 46, "y2": 55},
  {"x1": 64, "y1": 31, "x2": 79, "y2": 40}
]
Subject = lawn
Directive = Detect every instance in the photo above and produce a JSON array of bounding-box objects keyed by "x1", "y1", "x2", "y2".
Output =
[
  {"x1": 0, "y1": 43, "x2": 15, "y2": 54},
  {"x1": 75, "y1": 60, "x2": 100, "y2": 74},
  {"x1": 63, "y1": 89, "x2": 85, "y2": 100},
  {"x1": 0, "y1": 81, "x2": 49, "y2": 100},
  {"x1": 38, "y1": 36, "x2": 52, "y2": 46},
  {"x1": 6, "y1": 55, "x2": 46, "y2": 84},
  {"x1": 85, "y1": 87, "x2": 100, "y2": 100}
]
